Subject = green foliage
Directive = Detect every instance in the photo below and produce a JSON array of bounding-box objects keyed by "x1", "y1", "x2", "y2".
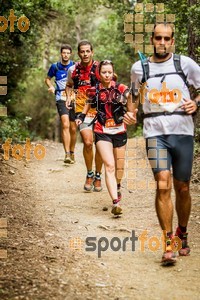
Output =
[
  {"x1": 90, "y1": 9, "x2": 132, "y2": 84},
  {"x1": 0, "y1": 0, "x2": 53, "y2": 96},
  {"x1": 128, "y1": 123, "x2": 143, "y2": 138},
  {"x1": 14, "y1": 68, "x2": 57, "y2": 140},
  {"x1": 0, "y1": 0, "x2": 199, "y2": 139},
  {"x1": 0, "y1": 116, "x2": 31, "y2": 143}
]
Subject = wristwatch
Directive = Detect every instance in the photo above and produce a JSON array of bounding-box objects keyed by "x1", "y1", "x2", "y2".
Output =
[{"x1": 195, "y1": 100, "x2": 200, "y2": 110}]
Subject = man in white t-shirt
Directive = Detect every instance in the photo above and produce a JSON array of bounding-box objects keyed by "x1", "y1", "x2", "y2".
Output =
[{"x1": 124, "y1": 22, "x2": 200, "y2": 265}]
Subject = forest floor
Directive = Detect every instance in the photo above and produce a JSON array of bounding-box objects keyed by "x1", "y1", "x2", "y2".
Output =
[{"x1": 0, "y1": 138, "x2": 199, "y2": 300}]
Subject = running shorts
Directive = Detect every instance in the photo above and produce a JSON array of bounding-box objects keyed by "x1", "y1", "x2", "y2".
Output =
[
  {"x1": 145, "y1": 135, "x2": 194, "y2": 182},
  {"x1": 75, "y1": 113, "x2": 93, "y2": 131},
  {"x1": 95, "y1": 132, "x2": 127, "y2": 148},
  {"x1": 56, "y1": 100, "x2": 76, "y2": 121}
]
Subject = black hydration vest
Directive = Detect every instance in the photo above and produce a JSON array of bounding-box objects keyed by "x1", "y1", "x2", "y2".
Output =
[
  {"x1": 141, "y1": 54, "x2": 188, "y2": 86},
  {"x1": 141, "y1": 54, "x2": 189, "y2": 118},
  {"x1": 88, "y1": 83, "x2": 126, "y2": 126}
]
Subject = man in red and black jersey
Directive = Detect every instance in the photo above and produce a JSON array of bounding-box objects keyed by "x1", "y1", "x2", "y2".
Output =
[{"x1": 66, "y1": 40, "x2": 103, "y2": 192}]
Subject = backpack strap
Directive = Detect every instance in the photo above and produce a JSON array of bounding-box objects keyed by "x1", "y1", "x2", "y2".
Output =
[
  {"x1": 55, "y1": 62, "x2": 60, "y2": 72},
  {"x1": 71, "y1": 62, "x2": 81, "y2": 89},
  {"x1": 140, "y1": 54, "x2": 188, "y2": 87},
  {"x1": 141, "y1": 58, "x2": 150, "y2": 83},
  {"x1": 72, "y1": 61, "x2": 99, "y2": 89},
  {"x1": 173, "y1": 54, "x2": 188, "y2": 86},
  {"x1": 90, "y1": 61, "x2": 99, "y2": 86},
  {"x1": 54, "y1": 62, "x2": 62, "y2": 92},
  {"x1": 143, "y1": 111, "x2": 188, "y2": 119},
  {"x1": 55, "y1": 61, "x2": 74, "y2": 73},
  {"x1": 54, "y1": 62, "x2": 74, "y2": 92}
]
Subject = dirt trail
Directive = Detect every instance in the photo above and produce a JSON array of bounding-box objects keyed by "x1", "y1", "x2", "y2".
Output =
[{"x1": 0, "y1": 139, "x2": 199, "y2": 300}]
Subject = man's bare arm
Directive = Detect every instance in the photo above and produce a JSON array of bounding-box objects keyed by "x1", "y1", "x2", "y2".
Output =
[
  {"x1": 45, "y1": 77, "x2": 55, "y2": 94},
  {"x1": 181, "y1": 93, "x2": 200, "y2": 114}
]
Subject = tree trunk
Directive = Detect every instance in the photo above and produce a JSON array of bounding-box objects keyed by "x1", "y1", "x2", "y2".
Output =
[
  {"x1": 188, "y1": 0, "x2": 200, "y2": 142},
  {"x1": 187, "y1": 0, "x2": 198, "y2": 61}
]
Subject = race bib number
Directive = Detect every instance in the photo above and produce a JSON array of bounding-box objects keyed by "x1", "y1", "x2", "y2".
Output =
[
  {"x1": 60, "y1": 91, "x2": 67, "y2": 101},
  {"x1": 103, "y1": 118, "x2": 125, "y2": 134}
]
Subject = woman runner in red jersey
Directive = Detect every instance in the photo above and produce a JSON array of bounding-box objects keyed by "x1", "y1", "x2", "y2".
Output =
[{"x1": 76, "y1": 60, "x2": 137, "y2": 215}]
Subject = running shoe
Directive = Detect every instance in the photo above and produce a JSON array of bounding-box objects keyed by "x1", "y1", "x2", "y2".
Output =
[
  {"x1": 111, "y1": 200, "x2": 122, "y2": 216},
  {"x1": 84, "y1": 174, "x2": 94, "y2": 191},
  {"x1": 161, "y1": 238, "x2": 177, "y2": 266},
  {"x1": 175, "y1": 227, "x2": 190, "y2": 256},
  {"x1": 93, "y1": 177, "x2": 102, "y2": 192},
  {"x1": 64, "y1": 153, "x2": 72, "y2": 164},
  {"x1": 70, "y1": 153, "x2": 75, "y2": 164}
]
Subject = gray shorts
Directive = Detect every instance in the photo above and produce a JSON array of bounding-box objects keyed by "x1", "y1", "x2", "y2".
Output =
[
  {"x1": 146, "y1": 135, "x2": 194, "y2": 182},
  {"x1": 76, "y1": 113, "x2": 93, "y2": 132}
]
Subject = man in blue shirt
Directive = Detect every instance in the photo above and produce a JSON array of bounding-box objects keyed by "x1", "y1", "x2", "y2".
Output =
[{"x1": 45, "y1": 44, "x2": 76, "y2": 164}]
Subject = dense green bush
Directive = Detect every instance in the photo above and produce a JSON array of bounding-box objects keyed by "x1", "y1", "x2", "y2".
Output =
[{"x1": 0, "y1": 116, "x2": 31, "y2": 143}]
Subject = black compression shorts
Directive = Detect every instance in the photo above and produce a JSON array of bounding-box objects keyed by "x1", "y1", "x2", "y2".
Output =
[
  {"x1": 56, "y1": 100, "x2": 76, "y2": 121},
  {"x1": 95, "y1": 132, "x2": 127, "y2": 148},
  {"x1": 145, "y1": 135, "x2": 194, "y2": 182}
]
